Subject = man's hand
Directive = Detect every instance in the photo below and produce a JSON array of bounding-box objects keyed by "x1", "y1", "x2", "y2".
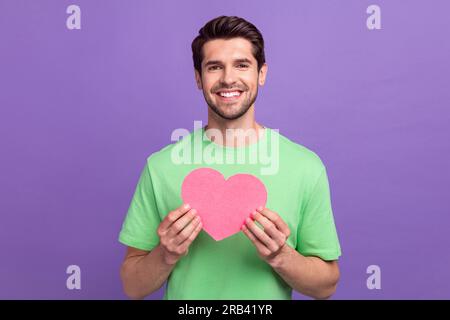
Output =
[
  {"x1": 120, "y1": 204, "x2": 202, "y2": 299},
  {"x1": 242, "y1": 206, "x2": 340, "y2": 299},
  {"x1": 157, "y1": 203, "x2": 202, "y2": 265},
  {"x1": 241, "y1": 206, "x2": 291, "y2": 267}
]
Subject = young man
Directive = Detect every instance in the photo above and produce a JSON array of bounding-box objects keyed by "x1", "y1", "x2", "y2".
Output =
[{"x1": 119, "y1": 16, "x2": 341, "y2": 300}]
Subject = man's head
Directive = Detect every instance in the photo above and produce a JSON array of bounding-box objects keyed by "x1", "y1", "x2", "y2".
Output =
[{"x1": 191, "y1": 16, "x2": 267, "y2": 121}]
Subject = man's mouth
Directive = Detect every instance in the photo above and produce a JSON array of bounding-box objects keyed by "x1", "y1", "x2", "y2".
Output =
[{"x1": 215, "y1": 90, "x2": 243, "y2": 101}]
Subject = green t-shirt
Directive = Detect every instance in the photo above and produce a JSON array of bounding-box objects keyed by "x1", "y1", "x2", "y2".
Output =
[{"x1": 119, "y1": 127, "x2": 341, "y2": 299}]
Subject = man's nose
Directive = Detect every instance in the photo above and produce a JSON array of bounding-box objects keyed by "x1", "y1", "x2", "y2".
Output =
[{"x1": 220, "y1": 66, "x2": 238, "y2": 85}]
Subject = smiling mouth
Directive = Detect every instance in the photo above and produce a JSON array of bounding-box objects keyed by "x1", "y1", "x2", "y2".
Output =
[{"x1": 215, "y1": 90, "x2": 243, "y2": 101}]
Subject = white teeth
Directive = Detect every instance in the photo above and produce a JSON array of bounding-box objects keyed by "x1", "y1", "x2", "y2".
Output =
[{"x1": 219, "y1": 91, "x2": 241, "y2": 98}]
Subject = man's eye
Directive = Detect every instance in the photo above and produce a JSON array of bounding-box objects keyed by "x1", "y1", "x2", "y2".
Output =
[
  {"x1": 208, "y1": 66, "x2": 221, "y2": 71},
  {"x1": 237, "y1": 64, "x2": 249, "y2": 69}
]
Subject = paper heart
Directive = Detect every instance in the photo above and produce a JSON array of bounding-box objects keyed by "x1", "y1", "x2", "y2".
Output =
[{"x1": 181, "y1": 168, "x2": 267, "y2": 241}]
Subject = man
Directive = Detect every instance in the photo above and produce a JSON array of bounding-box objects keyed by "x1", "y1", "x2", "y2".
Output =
[{"x1": 119, "y1": 16, "x2": 341, "y2": 300}]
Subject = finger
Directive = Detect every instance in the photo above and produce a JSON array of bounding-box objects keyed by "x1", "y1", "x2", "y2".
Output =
[
  {"x1": 241, "y1": 224, "x2": 271, "y2": 256},
  {"x1": 245, "y1": 218, "x2": 279, "y2": 252},
  {"x1": 159, "y1": 203, "x2": 191, "y2": 232},
  {"x1": 257, "y1": 207, "x2": 291, "y2": 237},
  {"x1": 178, "y1": 220, "x2": 203, "y2": 251},
  {"x1": 174, "y1": 215, "x2": 201, "y2": 245},
  {"x1": 168, "y1": 208, "x2": 197, "y2": 237},
  {"x1": 252, "y1": 211, "x2": 286, "y2": 246}
]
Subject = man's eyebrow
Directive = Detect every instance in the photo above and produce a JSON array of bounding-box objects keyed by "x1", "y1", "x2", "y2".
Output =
[
  {"x1": 234, "y1": 58, "x2": 252, "y2": 64},
  {"x1": 204, "y1": 60, "x2": 223, "y2": 67},
  {"x1": 204, "y1": 58, "x2": 253, "y2": 66}
]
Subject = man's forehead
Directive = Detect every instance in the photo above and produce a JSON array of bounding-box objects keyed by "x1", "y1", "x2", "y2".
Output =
[{"x1": 202, "y1": 38, "x2": 255, "y2": 63}]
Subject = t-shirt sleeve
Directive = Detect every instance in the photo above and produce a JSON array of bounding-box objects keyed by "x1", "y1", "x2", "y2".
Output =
[
  {"x1": 118, "y1": 161, "x2": 161, "y2": 251},
  {"x1": 296, "y1": 166, "x2": 342, "y2": 261}
]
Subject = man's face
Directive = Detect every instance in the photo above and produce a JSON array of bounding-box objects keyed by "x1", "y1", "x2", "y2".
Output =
[{"x1": 195, "y1": 38, "x2": 267, "y2": 120}]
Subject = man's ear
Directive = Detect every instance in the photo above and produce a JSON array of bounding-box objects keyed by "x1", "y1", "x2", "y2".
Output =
[
  {"x1": 258, "y1": 63, "x2": 268, "y2": 86},
  {"x1": 194, "y1": 69, "x2": 202, "y2": 90}
]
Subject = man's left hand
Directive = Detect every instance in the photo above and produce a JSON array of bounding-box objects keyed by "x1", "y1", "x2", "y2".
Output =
[{"x1": 241, "y1": 206, "x2": 291, "y2": 267}]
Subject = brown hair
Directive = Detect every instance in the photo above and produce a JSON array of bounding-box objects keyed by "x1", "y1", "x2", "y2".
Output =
[{"x1": 191, "y1": 16, "x2": 266, "y2": 73}]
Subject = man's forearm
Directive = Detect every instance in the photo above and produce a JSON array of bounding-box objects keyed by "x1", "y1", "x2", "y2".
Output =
[
  {"x1": 120, "y1": 244, "x2": 175, "y2": 299},
  {"x1": 269, "y1": 245, "x2": 340, "y2": 299}
]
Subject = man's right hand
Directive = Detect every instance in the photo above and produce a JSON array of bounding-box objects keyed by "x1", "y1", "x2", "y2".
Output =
[{"x1": 157, "y1": 203, "x2": 202, "y2": 265}]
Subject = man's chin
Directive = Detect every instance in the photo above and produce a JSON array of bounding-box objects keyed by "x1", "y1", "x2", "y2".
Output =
[
  {"x1": 207, "y1": 97, "x2": 254, "y2": 120},
  {"x1": 215, "y1": 111, "x2": 249, "y2": 121}
]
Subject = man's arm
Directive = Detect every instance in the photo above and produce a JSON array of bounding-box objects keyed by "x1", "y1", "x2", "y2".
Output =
[
  {"x1": 120, "y1": 245, "x2": 174, "y2": 299},
  {"x1": 120, "y1": 204, "x2": 202, "y2": 299},
  {"x1": 268, "y1": 246, "x2": 340, "y2": 299},
  {"x1": 242, "y1": 207, "x2": 340, "y2": 299}
]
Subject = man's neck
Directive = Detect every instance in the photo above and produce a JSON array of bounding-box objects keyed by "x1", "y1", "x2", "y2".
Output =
[{"x1": 205, "y1": 106, "x2": 265, "y2": 147}]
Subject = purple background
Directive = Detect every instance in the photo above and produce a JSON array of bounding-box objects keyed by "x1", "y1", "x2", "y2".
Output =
[{"x1": 1, "y1": 0, "x2": 449, "y2": 299}]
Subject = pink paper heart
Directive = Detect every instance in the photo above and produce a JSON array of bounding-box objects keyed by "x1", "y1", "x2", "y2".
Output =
[{"x1": 181, "y1": 168, "x2": 267, "y2": 241}]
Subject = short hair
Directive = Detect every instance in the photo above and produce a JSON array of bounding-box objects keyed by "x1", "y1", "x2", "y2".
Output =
[{"x1": 191, "y1": 16, "x2": 266, "y2": 73}]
